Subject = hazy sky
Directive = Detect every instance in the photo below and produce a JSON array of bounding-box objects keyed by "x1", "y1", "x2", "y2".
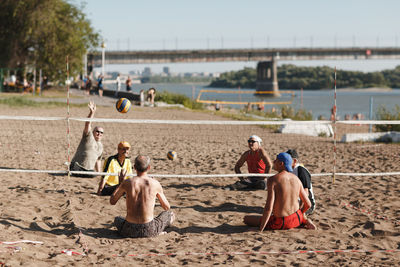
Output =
[{"x1": 76, "y1": 0, "x2": 400, "y2": 73}]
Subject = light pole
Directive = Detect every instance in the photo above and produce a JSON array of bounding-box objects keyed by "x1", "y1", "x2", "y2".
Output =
[{"x1": 101, "y1": 41, "x2": 106, "y2": 75}]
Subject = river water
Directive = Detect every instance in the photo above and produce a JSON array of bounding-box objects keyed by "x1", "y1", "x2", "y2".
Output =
[{"x1": 106, "y1": 82, "x2": 400, "y2": 120}]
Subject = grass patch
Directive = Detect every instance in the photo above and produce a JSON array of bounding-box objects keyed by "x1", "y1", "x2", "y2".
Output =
[
  {"x1": 0, "y1": 96, "x2": 86, "y2": 108},
  {"x1": 240, "y1": 105, "x2": 313, "y2": 120},
  {"x1": 155, "y1": 91, "x2": 204, "y2": 110},
  {"x1": 375, "y1": 105, "x2": 400, "y2": 132}
]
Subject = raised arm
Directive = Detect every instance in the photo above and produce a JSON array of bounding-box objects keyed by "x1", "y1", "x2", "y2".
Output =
[
  {"x1": 260, "y1": 148, "x2": 272, "y2": 174},
  {"x1": 259, "y1": 177, "x2": 275, "y2": 231},
  {"x1": 234, "y1": 151, "x2": 248, "y2": 174},
  {"x1": 83, "y1": 101, "x2": 96, "y2": 135}
]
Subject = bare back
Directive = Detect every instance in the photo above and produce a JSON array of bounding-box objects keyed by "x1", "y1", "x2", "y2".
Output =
[
  {"x1": 122, "y1": 176, "x2": 166, "y2": 224},
  {"x1": 270, "y1": 171, "x2": 303, "y2": 217}
]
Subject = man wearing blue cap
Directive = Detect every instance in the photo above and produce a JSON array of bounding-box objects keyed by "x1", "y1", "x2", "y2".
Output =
[{"x1": 243, "y1": 152, "x2": 316, "y2": 230}]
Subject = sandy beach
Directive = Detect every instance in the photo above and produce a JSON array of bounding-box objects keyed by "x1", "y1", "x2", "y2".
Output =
[{"x1": 0, "y1": 90, "x2": 399, "y2": 266}]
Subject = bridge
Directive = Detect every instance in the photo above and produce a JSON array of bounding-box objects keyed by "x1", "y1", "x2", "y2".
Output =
[{"x1": 87, "y1": 47, "x2": 400, "y2": 96}]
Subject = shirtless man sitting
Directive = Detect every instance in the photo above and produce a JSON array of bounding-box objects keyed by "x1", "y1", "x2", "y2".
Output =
[
  {"x1": 244, "y1": 152, "x2": 316, "y2": 230},
  {"x1": 110, "y1": 155, "x2": 175, "y2": 238}
]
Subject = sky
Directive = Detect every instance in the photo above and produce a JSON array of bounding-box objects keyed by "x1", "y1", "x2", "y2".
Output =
[{"x1": 75, "y1": 0, "x2": 400, "y2": 74}]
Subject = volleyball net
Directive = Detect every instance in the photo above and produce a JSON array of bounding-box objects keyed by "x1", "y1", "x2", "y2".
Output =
[{"x1": 0, "y1": 114, "x2": 399, "y2": 179}]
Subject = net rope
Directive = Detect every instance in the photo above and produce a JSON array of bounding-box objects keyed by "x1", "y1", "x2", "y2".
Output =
[
  {"x1": 0, "y1": 168, "x2": 399, "y2": 178},
  {"x1": 0, "y1": 115, "x2": 399, "y2": 177},
  {"x1": 1, "y1": 115, "x2": 400, "y2": 124}
]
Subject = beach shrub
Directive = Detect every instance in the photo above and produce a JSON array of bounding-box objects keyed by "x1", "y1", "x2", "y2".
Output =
[
  {"x1": 375, "y1": 105, "x2": 400, "y2": 132},
  {"x1": 155, "y1": 91, "x2": 203, "y2": 110},
  {"x1": 243, "y1": 105, "x2": 312, "y2": 121},
  {"x1": 280, "y1": 106, "x2": 313, "y2": 120}
]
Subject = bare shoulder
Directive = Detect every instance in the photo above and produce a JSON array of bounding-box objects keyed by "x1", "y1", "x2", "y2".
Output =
[
  {"x1": 268, "y1": 173, "x2": 279, "y2": 183},
  {"x1": 288, "y1": 172, "x2": 300, "y2": 181},
  {"x1": 123, "y1": 177, "x2": 135, "y2": 186},
  {"x1": 259, "y1": 147, "x2": 267, "y2": 153},
  {"x1": 146, "y1": 177, "x2": 163, "y2": 194},
  {"x1": 145, "y1": 176, "x2": 162, "y2": 188}
]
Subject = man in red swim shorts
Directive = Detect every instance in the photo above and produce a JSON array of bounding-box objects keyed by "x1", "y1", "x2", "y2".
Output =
[{"x1": 243, "y1": 152, "x2": 316, "y2": 230}]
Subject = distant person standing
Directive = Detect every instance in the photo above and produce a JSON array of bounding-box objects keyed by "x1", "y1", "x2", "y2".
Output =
[
  {"x1": 115, "y1": 74, "x2": 121, "y2": 96},
  {"x1": 147, "y1": 87, "x2": 156, "y2": 107},
  {"x1": 140, "y1": 90, "x2": 145, "y2": 107},
  {"x1": 82, "y1": 76, "x2": 87, "y2": 90},
  {"x1": 85, "y1": 77, "x2": 92, "y2": 95},
  {"x1": 97, "y1": 74, "x2": 104, "y2": 97},
  {"x1": 126, "y1": 76, "x2": 132, "y2": 92}
]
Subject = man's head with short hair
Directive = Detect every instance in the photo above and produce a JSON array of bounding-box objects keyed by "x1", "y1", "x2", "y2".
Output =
[
  {"x1": 93, "y1": 126, "x2": 104, "y2": 141},
  {"x1": 286, "y1": 149, "x2": 298, "y2": 159},
  {"x1": 134, "y1": 155, "x2": 151, "y2": 173},
  {"x1": 286, "y1": 149, "x2": 299, "y2": 167}
]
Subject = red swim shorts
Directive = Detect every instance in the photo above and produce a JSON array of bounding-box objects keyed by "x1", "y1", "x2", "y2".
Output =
[{"x1": 266, "y1": 209, "x2": 304, "y2": 230}]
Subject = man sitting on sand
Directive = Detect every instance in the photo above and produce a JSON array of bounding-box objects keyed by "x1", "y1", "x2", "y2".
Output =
[
  {"x1": 111, "y1": 155, "x2": 175, "y2": 238},
  {"x1": 97, "y1": 141, "x2": 133, "y2": 196},
  {"x1": 229, "y1": 135, "x2": 272, "y2": 190},
  {"x1": 243, "y1": 152, "x2": 316, "y2": 230},
  {"x1": 70, "y1": 101, "x2": 103, "y2": 177},
  {"x1": 286, "y1": 149, "x2": 316, "y2": 215}
]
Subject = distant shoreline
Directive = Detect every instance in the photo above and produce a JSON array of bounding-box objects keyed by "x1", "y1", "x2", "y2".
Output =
[{"x1": 335, "y1": 87, "x2": 394, "y2": 92}]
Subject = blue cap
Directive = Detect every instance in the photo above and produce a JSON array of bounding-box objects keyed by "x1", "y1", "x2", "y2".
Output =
[{"x1": 277, "y1": 152, "x2": 293, "y2": 172}]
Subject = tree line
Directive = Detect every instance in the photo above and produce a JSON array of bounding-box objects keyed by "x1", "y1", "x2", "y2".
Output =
[
  {"x1": 209, "y1": 64, "x2": 400, "y2": 89},
  {"x1": 0, "y1": 0, "x2": 99, "y2": 82}
]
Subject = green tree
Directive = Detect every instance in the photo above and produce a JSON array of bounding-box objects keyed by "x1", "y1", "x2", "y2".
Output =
[
  {"x1": 209, "y1": 64, "x2": 395, "y2": 90},
  {"x1": 0, "y1": 0, "x2": 99, "y2": 82}
]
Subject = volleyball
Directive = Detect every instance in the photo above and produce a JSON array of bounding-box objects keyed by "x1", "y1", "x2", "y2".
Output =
[
  {"x1": 116, "y1": 98, "x2": 131, "y2": 113},
  {"x1": 167, "y1": 150, "x2": 177, "y2": 160}
]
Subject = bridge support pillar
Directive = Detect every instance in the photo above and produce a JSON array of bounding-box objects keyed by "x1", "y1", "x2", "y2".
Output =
[{"x1": 256, "y1": 58, "x2": 280, "y2": 97}]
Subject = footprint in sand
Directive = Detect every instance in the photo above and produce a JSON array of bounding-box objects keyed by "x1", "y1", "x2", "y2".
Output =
[
  {"x1": 318, "y1": 222, "x2": 332, "y2": 230},
  {"x1": 363, "y1": 221, "x2": 374, "y2": 229}
]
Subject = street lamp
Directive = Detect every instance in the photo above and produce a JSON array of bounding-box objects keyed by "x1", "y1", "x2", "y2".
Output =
[{"x1": 101, "y1": 41, "x2": 106, "y2": 75}]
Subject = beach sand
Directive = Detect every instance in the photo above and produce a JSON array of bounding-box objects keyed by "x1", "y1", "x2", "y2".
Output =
[{"x1": 0, "y1": 91, "x2": 399, "y2": 266}]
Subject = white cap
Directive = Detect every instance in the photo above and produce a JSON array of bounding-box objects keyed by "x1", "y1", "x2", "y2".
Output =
[{"x1": 249, "y1": 135, "x2": 262, "y2": 144}]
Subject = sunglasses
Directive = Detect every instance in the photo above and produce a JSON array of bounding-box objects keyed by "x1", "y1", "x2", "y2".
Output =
[
  {"x1": 247, "y1": 140, "x2": 256, "y2": 144},
  {"x1": 95, "y1": 130, "x2": 104, "y2": 134}
]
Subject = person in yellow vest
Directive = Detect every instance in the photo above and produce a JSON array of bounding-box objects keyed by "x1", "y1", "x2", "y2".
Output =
[{"x1": 97, "y1": 141, "x2": 133, "y2": 196}]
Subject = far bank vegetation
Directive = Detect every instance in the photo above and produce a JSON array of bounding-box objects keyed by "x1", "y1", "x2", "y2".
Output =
[{"x1": 209, "y1": 65, "x2": 400, "y2": 89}]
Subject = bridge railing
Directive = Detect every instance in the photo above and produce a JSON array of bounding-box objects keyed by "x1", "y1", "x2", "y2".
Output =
[{"x1": 101, "y1": 36, "x2": 400, "y2": 51}]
